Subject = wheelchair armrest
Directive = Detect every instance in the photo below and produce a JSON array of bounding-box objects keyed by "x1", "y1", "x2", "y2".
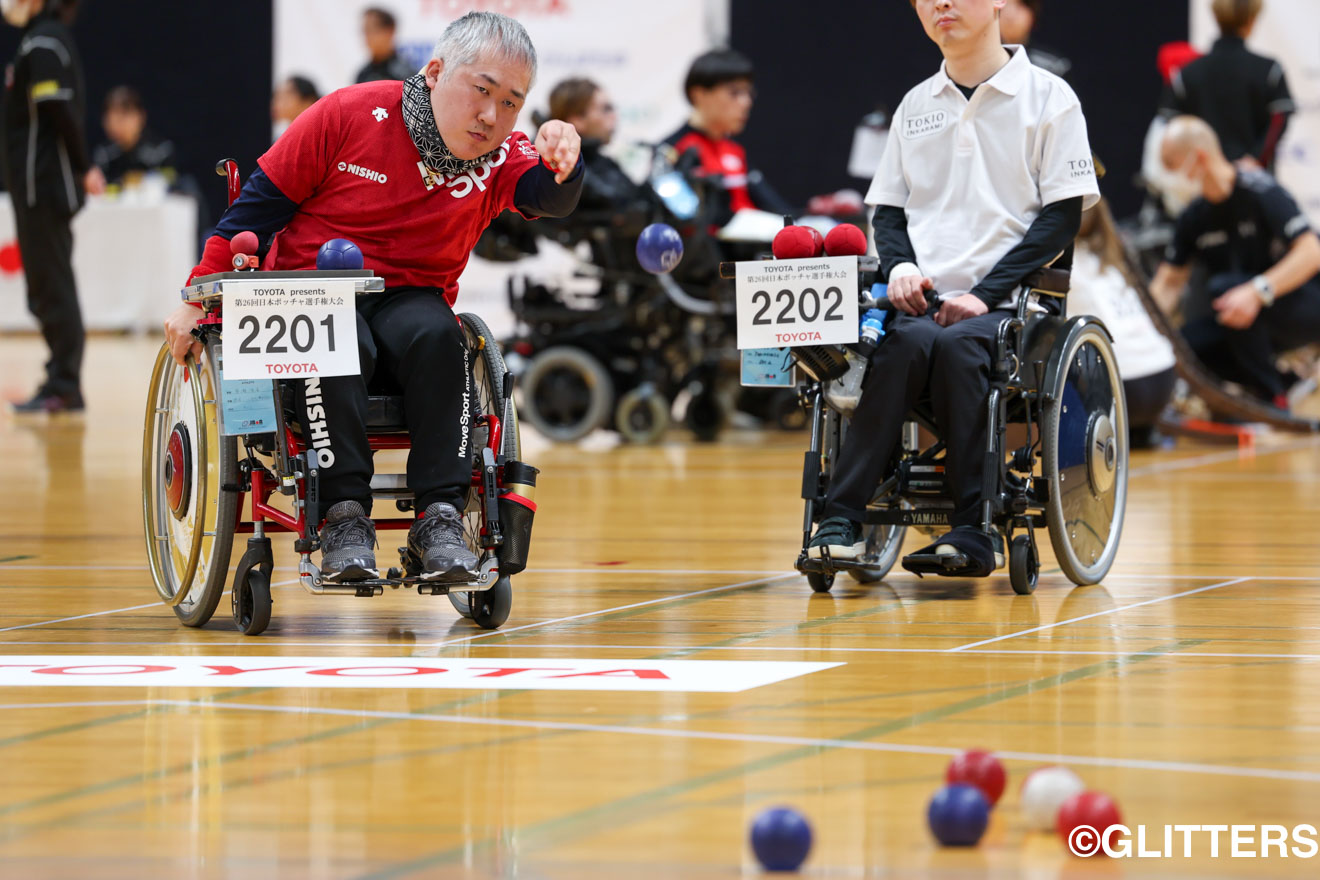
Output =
[{"x1": 1023, "y1": 268, "x2": 1070, "y2": 297}]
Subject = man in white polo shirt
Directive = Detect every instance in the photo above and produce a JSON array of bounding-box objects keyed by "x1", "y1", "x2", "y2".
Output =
[{"x1": 808, "y1": 0, "x2": 1100, "y2": 577}]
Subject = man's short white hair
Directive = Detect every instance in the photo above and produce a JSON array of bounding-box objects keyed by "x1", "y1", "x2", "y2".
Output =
[{"x1": 432, "y1": 12, "x2": 537, "y2": 88}]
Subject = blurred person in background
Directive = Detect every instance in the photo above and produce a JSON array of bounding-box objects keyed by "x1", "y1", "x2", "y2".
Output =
[
  {"x1": 271, "y1": 75, "x2": 320, "y2": 141},
  {"x1": 998, "y1": 0, "x2": 1072, "y2": 79},
  {"x1": 1150, "y1": 116, "x2": 1320, "y2": 408},
  {"x1": 1166, "y1": 0, "x2": 1293, "y2": 171},
  {"x1": 356, "y1": 7, "x2": 413, "y2": 83},
  {"x1": 92, "y1": 86, "x2": 177, "y2": 191},
  {"x1": 547, "y1": 77, "x2": 644, "y2": 216},
  {"x1": 1069, "y1": 200, "x2": 1177, "y2": 447},
  {"x1": 664, "y1": 49, "x2": 790, "y2": 229},
  {"x1": 2, "y1": 0, "x2": 102, "y2": 414}
]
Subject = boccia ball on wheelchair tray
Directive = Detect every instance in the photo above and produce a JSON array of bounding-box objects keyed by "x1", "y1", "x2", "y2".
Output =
[
  {"x1": 317, "y1": 238, "x2": 365, "y2": 270},
  {"x1": 750, "y1": 806, "x2": 813, "y2": 872},
  {"x1": 635, "y1": 222, "x2": 684, "y2": 274}
]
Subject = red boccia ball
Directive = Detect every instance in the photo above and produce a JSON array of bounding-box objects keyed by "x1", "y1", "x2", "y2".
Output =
[
  {"x1": 1057, "y1": 790, "x2": 1123, "y2": 857},
  {"x1": 824, "y1": 223, "x2": 868, "y2": 257},
  {"x1": 945, "y1": 750, "x2": 1006, "y2": 806},
  {"x1": 772, "y1": 226, "x2": 817, "y2": 260},
  {"x1": 806, "y1": 225, "x2": 825, "y2": 256}
]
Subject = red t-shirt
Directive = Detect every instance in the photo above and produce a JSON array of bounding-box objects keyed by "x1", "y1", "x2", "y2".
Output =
[
  {"x1": 667, "y1": 124, "x2": 755, "y2": 214},
  {"x1": 197, "y1": 81, "x2": 542, "y2": 305}
]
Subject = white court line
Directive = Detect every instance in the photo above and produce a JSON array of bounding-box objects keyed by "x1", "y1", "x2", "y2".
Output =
[
  {"x1": 3, "y1": 698, "x2": 1319, "y2": 785},
  {"x1": 946, "y1": 576, "x2": 1254, "y2": 652},
  {"x1": 429, "y1": 573, "x2": 794, "y2": 648},
  {"x1": 0, "y1": 603, "x2": 162, "y2": 633}
]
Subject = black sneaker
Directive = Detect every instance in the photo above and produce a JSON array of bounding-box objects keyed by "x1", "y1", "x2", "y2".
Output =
[
  {"x1": 320, "y1": 500, "x2": 378, "y2": 582},
  {"x1": 808, "y1": 516, "x2": 864, "y2": 560},
  {"x1": 407, "y1": 502, "x2": 478, "y2": 580},
  {"x1": 10, "y1": 387, "x2": 84, "y2": 414}
]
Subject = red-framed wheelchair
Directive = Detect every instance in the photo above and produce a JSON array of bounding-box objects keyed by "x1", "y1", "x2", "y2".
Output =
[{"x1": 141, "y1": 163, "x2": 535, "y2": 636}]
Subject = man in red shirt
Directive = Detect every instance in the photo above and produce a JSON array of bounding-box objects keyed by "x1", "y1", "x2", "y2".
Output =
[{"x1": 162, "y1": 12, "x2": 583, "y2": 582}]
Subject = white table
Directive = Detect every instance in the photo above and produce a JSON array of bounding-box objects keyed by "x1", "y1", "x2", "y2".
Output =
[{"x1": 0, "y1": 193, "x2": 198, "y2": 333}]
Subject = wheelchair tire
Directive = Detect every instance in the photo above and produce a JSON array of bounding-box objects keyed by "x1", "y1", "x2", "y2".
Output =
[
  {"x1": 469, "y1": 575, "x2": 513, "y2": 629},
  {"x1": 848, "y1": 523, "x2": 906, "y2": 584},
  {"x1": 807, "y1": 570, "x2": 835, "y2": 593},
  {"x1": 519, "y1": 346, "x2": 613, "y2": 442},
  {"x1": 142, "y1": 342, "x2": 238, "y2": 628},
  {"x1": 1009, "y1": 534, "x2": 1039, "y2": 596},
  {"x1": 615, "y1": 384, "x2": 670, "y2": 444},
  {"x1": 1041, "y1": 321, "x2": 1128, "y2": 587},
  {"x1": 452, "y1": 314, "x2": 519, "y2": 627},
  {"x1": 233, "y1": 568, "x2": 272, "y2": 636}
]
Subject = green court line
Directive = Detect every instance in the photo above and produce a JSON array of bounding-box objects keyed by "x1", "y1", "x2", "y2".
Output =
[
  {"x1": 351, "y1": 637, "x2": 1209, "y2": 879},
  {"x1": 0, "y1": 556, "x2": 36, "y2": 564}
]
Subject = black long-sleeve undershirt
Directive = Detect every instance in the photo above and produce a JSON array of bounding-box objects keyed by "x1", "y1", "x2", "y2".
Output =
[{"x1": 871, "y1": 197, "x2": 1084, "y2": 308}]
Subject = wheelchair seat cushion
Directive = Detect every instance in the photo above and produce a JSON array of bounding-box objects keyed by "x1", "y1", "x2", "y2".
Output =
[{"x1": 365, "y1": 395, "x2": 408, "y2": 432}]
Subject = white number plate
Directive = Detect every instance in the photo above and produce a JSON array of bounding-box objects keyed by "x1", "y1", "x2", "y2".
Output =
[
  {"x1": 222, "y1": 279, "x2": 359, "y2": 380},
  {"x1": 734, "y1": 257, "x2": 859, "y2": 350}
]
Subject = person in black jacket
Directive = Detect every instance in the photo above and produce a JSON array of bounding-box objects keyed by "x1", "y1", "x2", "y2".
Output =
[
  {"x1": 355, "y1": 7, "x2": 414, "y2": 83},
  {"x1": 546, "y1": 77, "x2": 642, "y2": 217},
  {"x1": 999, "y1": 0, "x2": 1073, "y2": 79},
  {"x1": 2, "y1": 0, "x2": 102, "y2": 414},
  {"x1": 1165, "y1": 0, "x2": 1294, "y2": 170},
  {"x1": 92, "y1": 86, "x2": 178, "y2": 190}
]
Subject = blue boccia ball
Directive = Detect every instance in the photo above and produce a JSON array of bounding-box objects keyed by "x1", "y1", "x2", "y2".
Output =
[
  {"x1": 927, "y1": 783, "x2": 990, "y2": 847},
  {"x1": 750, "y1": 806, "x2": 813, "y2": 872},
  {"x1": 636, "y1": 222, "x2": 684, "y2": 274},
  {"x1": 317, "y1": 238, "x2": 364, "y2": 270}
]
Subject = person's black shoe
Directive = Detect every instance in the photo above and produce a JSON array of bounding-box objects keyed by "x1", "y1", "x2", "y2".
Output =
[
  {"x1": 808, "y1": 516, "x2": 864, "y2": 560},
  {"x1": 320, "y1": 500, "x2": 378, "y2": 582},
  {"x1": 407, "y1": 502, "x2": 478, "y2": 580},
  {"x1": 902, "y1": 526, "x2": 1002, "y2": 577},
  {"x1": 10, "y1": 387, "x2": 84, "y2": 414}
]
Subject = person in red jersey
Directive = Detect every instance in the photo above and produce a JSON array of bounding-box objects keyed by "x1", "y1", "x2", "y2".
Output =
[
  {"x1": 664, "y1": 49, "x2": 790, "y2": 229},
  {"x1": 162, "y1": 12, "x2": 583, "y2": 582}
]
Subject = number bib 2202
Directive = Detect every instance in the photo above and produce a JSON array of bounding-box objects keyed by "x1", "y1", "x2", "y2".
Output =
[
  {"x1": 734, "y1": 256, "x2": 859, "y2": 350},
  {"x1": 222, "y1": 279, "x2": 360, "y2": 380}
]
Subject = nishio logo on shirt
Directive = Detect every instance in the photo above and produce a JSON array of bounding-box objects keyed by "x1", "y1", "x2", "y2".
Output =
[{"x1": 338, "y1": 161, "x2": 388, "y2": 184}]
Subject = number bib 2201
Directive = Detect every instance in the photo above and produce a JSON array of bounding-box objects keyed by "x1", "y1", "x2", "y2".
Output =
[
  {"x1": 734, "y1": 256, "x2": 859, "y2": 350},
  {"x1": 222, "y1": 279, "x2": 360, "y2": 380}
]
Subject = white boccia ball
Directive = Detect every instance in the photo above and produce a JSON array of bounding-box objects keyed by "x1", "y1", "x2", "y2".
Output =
[{"x1": 1020, "y1": 766, "x2": 1086, "y2": 831}]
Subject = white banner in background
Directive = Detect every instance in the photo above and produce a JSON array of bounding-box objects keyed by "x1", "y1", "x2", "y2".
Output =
[
  {"x1": 275, "y1": 0, "x2": 728, "y2": 155},
  {"x1": 1191, "y1": 0, "x2": 1320, "y2": 222}
]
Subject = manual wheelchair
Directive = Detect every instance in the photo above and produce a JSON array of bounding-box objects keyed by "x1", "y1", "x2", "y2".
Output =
[
  {"x1": 142, "y1": 278, "x2": 532, "y2": 635},
  {"x1": 727, "y1": 257, "x2": 1128, "y2": 595}
]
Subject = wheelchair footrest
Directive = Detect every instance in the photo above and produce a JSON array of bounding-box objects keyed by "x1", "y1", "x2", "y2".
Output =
[{"x1": 900, "y1": 550, "x2": 972, "y2": 575}]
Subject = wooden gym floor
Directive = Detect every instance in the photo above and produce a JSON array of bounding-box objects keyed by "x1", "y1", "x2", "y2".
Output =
[{"x1": 2, "y1": 334, "x2": 1319, "y2": 878}]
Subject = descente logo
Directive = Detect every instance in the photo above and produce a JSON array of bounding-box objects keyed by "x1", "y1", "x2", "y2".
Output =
[{"x1": 337, "y1": 161, "x2": 388, "y2": 184}]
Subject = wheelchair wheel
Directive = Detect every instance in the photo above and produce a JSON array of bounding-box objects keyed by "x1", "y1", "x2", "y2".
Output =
[
  {"x1": 519, "y1": 346, "x2": 613, "y2": 442},
  {"x1": 142, "y1": 341, "x2": 237, "y2": 627},
  {"x1": 469, "y1": 575, "x2": 513, "y2": 629},
  {"x1": 615, "y1": 384, "x2": 670, "y2": 444},
  {"x1": 807, "y1": 570, "x2": 835, "y2": 593},
  {"x1": 450, "y1": 314, "x2": 520, "y2": 624},
  {"x1": 848, "y1": 523, "x2": 906, "y2": 584},
  {"x1": 1042, "y1": 321, "x2": 1128, "y2": 586},
  {"x1": 1009, "y1": 534, "x2": 1039, "y2": 595},
  {"x1": 233, "y1": 568, "x2": 272, "y2": 636}
]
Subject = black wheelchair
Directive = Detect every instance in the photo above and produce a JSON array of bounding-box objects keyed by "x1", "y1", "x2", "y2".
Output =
[
  {"x1": 142, "y1": 271, "x2": 534, "y2": 636},
  {"x1": 728, "y1": 257, "x2": 1128, "y2": 595}
]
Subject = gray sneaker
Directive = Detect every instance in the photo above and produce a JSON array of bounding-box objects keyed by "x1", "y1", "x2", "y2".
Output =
[
  {"x1": 407, "y1": 502, "x2": 479, "y2": 579},
  {"x1": 320, "y1": 500, "x2": 378, "y2": 582}
]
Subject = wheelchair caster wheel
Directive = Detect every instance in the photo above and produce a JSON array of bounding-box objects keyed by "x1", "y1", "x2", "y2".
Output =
[
  {"x1": 470, "y1": 576, "x2": 512, "y2": 629},
  {"x1": 1009, "y1": 534, "x2": 1039, "y2": 596},
  {"x1": 615, "y1": 384, "x2": 670, "y2": 444},
  {"x1": 233, "y1": 569, "x2": 272, "y2": 635},
  {"x1": 807, "y1": 570, "x2": 835, "y2": 593}
]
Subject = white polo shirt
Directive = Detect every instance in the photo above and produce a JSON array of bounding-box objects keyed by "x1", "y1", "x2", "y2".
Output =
[{"x1": 865, "y1": 46, "x2": 1100, "y2": 306}]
